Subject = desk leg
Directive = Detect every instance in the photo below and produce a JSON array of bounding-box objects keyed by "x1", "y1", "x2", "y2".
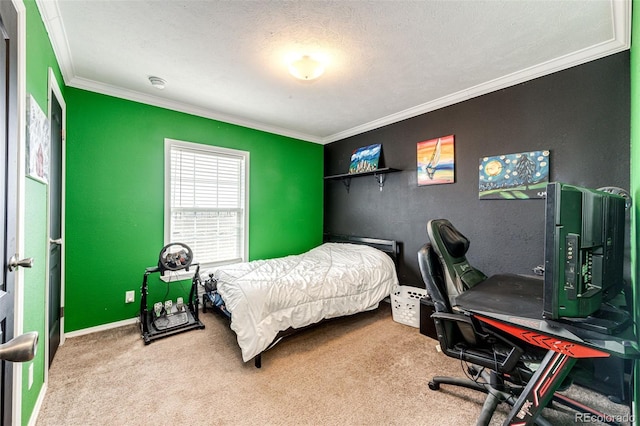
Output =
[{"x1": 503, "y1": 350, "x2": 576, "y2": 426}]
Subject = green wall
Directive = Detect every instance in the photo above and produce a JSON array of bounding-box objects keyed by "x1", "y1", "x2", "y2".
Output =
[
  {"x1": 22, "y1": 0, "x2": 66, "y2": 423},
  {"x1": 21, "y1": 0, "x2": 322, "y2": 423},
  {"x1": 64, "y1": 89, "x2": 324, "y2": 331},
  {"x1": 21, "y1": 178, "x2": 47, "y2": 424}
]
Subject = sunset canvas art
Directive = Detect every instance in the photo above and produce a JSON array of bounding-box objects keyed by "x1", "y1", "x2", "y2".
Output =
[{"x1": 417, "y1": 135, "x2": 455, "y2": 186}]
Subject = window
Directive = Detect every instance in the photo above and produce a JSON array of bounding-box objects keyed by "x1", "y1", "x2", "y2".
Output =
[{"x1": 165, "y1": 139, "x2": 249, "y2": 268}]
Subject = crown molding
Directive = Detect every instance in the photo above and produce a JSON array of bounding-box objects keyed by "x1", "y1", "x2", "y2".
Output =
[
  {"x1": 322, "y1": 0, "x2": 631, "y2": 144},
  {"x1": 37, "y1": 0, "x2": 630, "y2": 146},
  {"x1": 66, "y1": 75, "x2": 324, "y2": 144},
  {"x1": 35, "y1": 0, "x2": 323, "y2": 144},
  {"x1": 35, "y1": 0, "x2": 75, "y2": 84}
]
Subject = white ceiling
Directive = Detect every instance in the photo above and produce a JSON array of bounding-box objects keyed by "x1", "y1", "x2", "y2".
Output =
[{"x1": 37, "y1": 0, "x2": 630, "y2": 144}]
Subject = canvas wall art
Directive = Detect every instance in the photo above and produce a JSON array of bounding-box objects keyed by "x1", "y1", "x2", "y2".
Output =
[
  {"x1": 349, "y1": 143, "x2": 381, "y2": 174},
  {"x1": 417, "y1": 134, "x2": 455, "y2": 186},
  {"x1": 26, "y1": 94, "x2": 50, "y2": 183},
  {"x1": 478, "y1": 150, "x2": 550, "y2": 199}
]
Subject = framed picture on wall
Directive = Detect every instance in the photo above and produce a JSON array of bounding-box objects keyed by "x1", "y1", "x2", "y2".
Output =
[
  {"x1": 349, "y1": 143, "x2": 382, "y2": 174},
  {"x1": 26, "y1": 94, "x2": 50, "y2": 184},
  {"x1": 478, "y1": 150, "x2": 550, "y2": 199},
  {"x1": 417, "y1": 134, "x2": 455, "y2": 186}
]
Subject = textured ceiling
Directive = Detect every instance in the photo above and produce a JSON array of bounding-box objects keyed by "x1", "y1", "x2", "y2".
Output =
[{"x1": 37, "y1": 0, "x2": 630, "y2": 144}]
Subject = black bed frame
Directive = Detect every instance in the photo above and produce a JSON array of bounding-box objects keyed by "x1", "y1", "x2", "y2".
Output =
[
  {"x1": 322, "y1": 234, "x2": 400, "y2": 267},
  {"x1": 202, "y1": 234, "x2": 400, "y2": 368}
]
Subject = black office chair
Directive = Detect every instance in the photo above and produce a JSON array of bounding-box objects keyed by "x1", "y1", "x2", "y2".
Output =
[
  {"x1": 419, "y1": 219, "x2": 548, "y2": 425},
  {"x1": 419, "y1": 219, "x2": 622, "y2": 426}
]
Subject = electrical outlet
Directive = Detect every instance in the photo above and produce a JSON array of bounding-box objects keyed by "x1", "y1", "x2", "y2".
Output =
[
  {"x1": 125, "y1": 290, "x2": 135, "y2": 304},
  {"x1": 28, "y1": 363, "x2": 33, "y2": 390}
]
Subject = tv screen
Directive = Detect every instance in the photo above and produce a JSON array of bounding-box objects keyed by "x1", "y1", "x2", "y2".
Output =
[{"x1": 543, "y1": 182, "x2": 627, "y2": 331}]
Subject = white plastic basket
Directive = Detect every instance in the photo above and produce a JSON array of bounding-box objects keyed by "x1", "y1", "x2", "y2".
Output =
[{"x1": 390, "y1": 285, "x2": 428, "y2": 327}]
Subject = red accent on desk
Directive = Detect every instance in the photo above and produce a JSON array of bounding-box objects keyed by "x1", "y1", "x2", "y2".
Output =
[{"x1": 476, "y1": 315, "x2": 610, "y2": 359}]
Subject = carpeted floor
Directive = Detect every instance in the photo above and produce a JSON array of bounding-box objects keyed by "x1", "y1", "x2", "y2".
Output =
[{"x1": 35, "y1": 303, "x2": 631, "y2": 425}]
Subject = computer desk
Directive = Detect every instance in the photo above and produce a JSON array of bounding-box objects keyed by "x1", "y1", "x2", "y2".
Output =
[{"x1": 454, "y1": 274, "x2": 640, "y2": 426}]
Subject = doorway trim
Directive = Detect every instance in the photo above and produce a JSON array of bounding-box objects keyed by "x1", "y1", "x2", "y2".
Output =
[
  {"x1": 45, "y1": 67, "x2": 66, "y2": 370},
  {"x1": 11, "y1": 0, "x2": 27, "y2": 424}
]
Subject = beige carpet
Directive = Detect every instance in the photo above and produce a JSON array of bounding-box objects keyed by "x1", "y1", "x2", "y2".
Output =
[{"x1": 36, "y1": 303, "x2": 630, "y2": 425}]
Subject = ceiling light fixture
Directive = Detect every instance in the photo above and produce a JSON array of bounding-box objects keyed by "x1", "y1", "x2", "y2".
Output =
[
  {"x1": 288, "y1": 55, "x2": 325, "y2": 81},
  {"x1": 149, "y1": 76, "x2": 167, "y2": 90}
]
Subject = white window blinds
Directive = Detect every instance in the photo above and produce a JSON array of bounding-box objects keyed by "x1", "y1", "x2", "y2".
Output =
[{"x1": 165, "y1": 139, "x2": 248, "y2": 267}]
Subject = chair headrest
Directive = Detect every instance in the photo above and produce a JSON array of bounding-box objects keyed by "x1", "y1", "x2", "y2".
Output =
[
  {"x1": 425, "y1": 218, "x2": 487, "y2": 298},
  {"x1": 435, "y1": 221, "x2": 470, "y2": 258}
]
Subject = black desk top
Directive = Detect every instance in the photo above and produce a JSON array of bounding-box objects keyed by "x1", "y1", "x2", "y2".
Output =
[
  {"x1": 454, "y1": 274, "x2": 640, "y2": 359},
  {"x1": 454, "y1": 273, "x2": 544, "y2": 319}
]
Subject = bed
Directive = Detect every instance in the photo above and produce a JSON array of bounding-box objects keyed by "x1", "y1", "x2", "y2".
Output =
[{"x1": 202, "y1": 235, "x2": 399, "y2": 367}]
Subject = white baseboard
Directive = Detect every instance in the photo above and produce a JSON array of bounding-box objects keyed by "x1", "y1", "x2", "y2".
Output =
[
  {"x1": 27, "y1": 382, "x2": 47, "y2": 426},
  {"x1": 64, "y1": 317, "x2": 138, "y2": 339},
  {"x1": 28, "y1": 318, "x2": 137, "y2": 424}
]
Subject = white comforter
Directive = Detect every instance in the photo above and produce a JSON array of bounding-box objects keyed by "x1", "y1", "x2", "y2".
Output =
[{"x1": 213, "y1": 243, "x2": 398, "y2": 362}]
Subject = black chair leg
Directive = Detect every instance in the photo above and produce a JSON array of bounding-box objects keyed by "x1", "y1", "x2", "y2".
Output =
[
  {"x1": 429, "y1": 370, "x2": 556, "y2": 426},
  {"x1": 429, "y1": 373, "x2": 575, "y2": 426},
  {"x1": 477, "y1": 390, "x2": 501, "y2": 426},
  {"x1": 429, "y1": 376, "x2": 488, "y2": 393}
]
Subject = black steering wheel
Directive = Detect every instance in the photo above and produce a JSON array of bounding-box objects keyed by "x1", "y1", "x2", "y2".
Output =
[
  {"x1": 158, "y1": 243, "x2": 193, "y2": 273},
  {"x1": 598, "y1": 186, "x2": 632, "y2": 210}
]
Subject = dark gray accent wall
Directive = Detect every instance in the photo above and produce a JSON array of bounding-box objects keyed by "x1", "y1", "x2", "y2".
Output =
[{"x1": 324, "y1": 52, "x2": 630, "y2": 287}]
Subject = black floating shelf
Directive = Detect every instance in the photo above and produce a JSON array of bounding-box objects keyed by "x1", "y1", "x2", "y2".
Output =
[{"x1": 324, "y1": 168, "x2": 401, "y2": 192}]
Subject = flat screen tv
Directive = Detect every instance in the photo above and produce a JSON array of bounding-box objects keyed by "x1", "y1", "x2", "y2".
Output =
[{"x1": 543, "y1": 182, "x2": 628, "y2": 333}]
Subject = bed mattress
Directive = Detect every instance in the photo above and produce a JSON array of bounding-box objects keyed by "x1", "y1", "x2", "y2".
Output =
[{"x1": 213, "y1": 242, "x2": 398, "y2": 362}]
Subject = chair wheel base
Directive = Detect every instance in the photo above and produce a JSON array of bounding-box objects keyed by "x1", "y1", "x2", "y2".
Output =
[{"x1": 428, "y1": 381, "x2": 440, "y2": 391}]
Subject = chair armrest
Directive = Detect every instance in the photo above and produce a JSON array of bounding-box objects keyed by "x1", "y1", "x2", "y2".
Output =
[
  {"x1": 431, "y1": 311, "x2": 472, "y2": 322},
  {"x1": 431, "y1": 311, "x2": 492, "y2": 341},
  {"x1": 430, "y1": 311, "x2": 525, "y2": 373}
]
